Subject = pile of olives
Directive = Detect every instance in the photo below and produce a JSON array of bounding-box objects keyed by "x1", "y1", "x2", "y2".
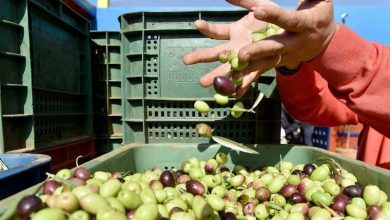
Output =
[{"x1": 7, "y1": 152, "x2": 390, "y2": 220}]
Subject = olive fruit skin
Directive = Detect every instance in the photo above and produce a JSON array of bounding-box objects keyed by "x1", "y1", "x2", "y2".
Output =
[
  {"x1": 364, "y1": 185, "x2": 381, "y2": 206},
  {"x1": 160, "y1": 170, "x2": 176, "y2": 187},
  {"x1": 256, "y1": 187, "x2": 271, "y2": 202},
  {"x1": 332, "y1": 194, "x2": 350, "y2": 213},
  {"x1": 193, "y1": 100, "x2": 210, "y2": 113},
  {"x1": 31, "y1": 208, "x2": 66, "y2": 220},
  {"x1": 213, "y1": 76, "x2": 236, "y2": 96},
  {"x1": 221, "y1": 212, "x2": 237, "y2": 220},
  {"x1": 303, "y1": 164, "x2": 316, "y2": 176},
  {"x1": 74, "y1": 167, "x2": 91, "y2": 181},
  {"x1": 344, "y1": 184, "x2": 363, "y2": 198},
  {"x1": 16, "y1": 195, "x2": 43, "y2": 220},
  {"x1": 290, "y1": 193, "x2": 307, "y2": 204},
  {"x1": 186, "y1": 180, "x2": 205, "y2": 196},
  {"x1": 346, "y1": 204, "x2": 368, "y2": 219},
  {"x1": 280, "y1": 184, "x2": 297, "y2": 198},
  {"x1": 43, "y1": 180, "x2": 61, "y2": 195},
  {"x1": 214, "y1": 94, "x2": 229, "y2": 106}
]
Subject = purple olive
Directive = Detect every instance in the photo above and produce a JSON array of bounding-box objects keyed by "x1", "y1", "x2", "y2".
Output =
[
  {"x1": 169, "y1": 207, "x2": 184, "y2": 218},
  {"x1": 16, "y1": 195, "x2": 42, "y2": 220},
  {"x1": 290, "y1": 192, "x2": 307, "y2": 204},
  {"x1": 368, "y1": 205, "x2": 381, "y2": 216},
  {"x1": 303, "y1": 164, "x2": 316, "y2": 176},
  {"x1": 170, "y1": 170, "x2": 179, "y2": 183},
  {"x1": 160, "y1": 170, "x2": 176, "y2": 187},
  {"x1": 243, "y1": 202, "x2": 256, "y2": 216},
  {"x1": 127, "y1": 209, "x2": 136, "y2": 219},
  {"x1": 74, "y1": 167, "x2": 91, "y2": 181},
  {"x1": 222, "y1": 212, "x2": 237, "y2": 220},
  {"x1": 331, "y1": 194, "x2": 350, "y2": 213},
  {"x1": 368, "y1": 212, "x2": 388, "y2": 220},
  {"x1": 71, "y1": 177, "x2": 86, "y2": 186},
  {"x1": 298, "y1": 178, "x2": 312, "y2": 193},
  {"x1": 280, "y1": 184, "x2": 298, "y2": 198},
  {"x1": 218, "y1": 166, "x2": 230, "y2": 173},
  {"x1": 292, "y1": 170, "x2": 305, "y2": 177},
  {"x1": 213, "y1": 76, "x2": 236, "y2": 96},
  {"x1": 176, "y1": 170, "x2": 185, "y2": 176},
  {"x1": 43, "y1": 180, "x2": 61, "y2": 195},
  {"x1": 186, "y1": 180, "x2": 205, "y2": 196},
  {"x1": 344, "y1": 184, "x2": 363, "y2": 198},
  {"x1": 256, "y1": 187, "x2": 271, "y2": 202}
]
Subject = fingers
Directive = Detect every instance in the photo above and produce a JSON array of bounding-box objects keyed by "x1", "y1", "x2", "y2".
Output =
[
  {"x1": 252, "y1": 5, "x2": 311, "y2": 32},
  {"x1": 195, "y1": 20, "x2": 230, "y2": 40},
  {"x1": 183, "y1": 43, "x2": 230, "y2": 65},
  {"x1": 199, "y1": 63, "x2": 232, "y2": 87},
  {"x1": 234, "y1": 56, "x2": 279, "y2": 98},
  {"x1": 238, "y1": 33, "x2": 296, "y2": 62},
  {"x1": 227, "y1": 0, "x2": 278, "y2": 10}
]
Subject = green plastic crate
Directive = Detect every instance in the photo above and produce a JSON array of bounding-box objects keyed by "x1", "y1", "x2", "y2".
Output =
[
  {"x1": 0, "y1": 0, "x2": 93, "y2": 152},
  {"x1": 0, "y1": 0, "x2": 35, "y2": 152},
  {"x1": 120, "y1": 11, "x2": 280, "y2": 145},
  {"x1": 1, "y1": 143, "x2": 390, "y2": 215},
  {"x1": 91, "y1": 31, "x2": 123, "y2": 154},
  {"x1": 29, "y1": 0, "x2": 93, "y2": 149}
]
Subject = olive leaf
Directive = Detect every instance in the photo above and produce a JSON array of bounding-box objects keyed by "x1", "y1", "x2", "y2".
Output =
[{"x1": 212, "y1": 136, "x2": 259, "y2": 154}]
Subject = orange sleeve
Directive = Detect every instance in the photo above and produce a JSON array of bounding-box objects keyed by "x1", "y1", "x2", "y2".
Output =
[
  {"x1": 308, "y1": 24, "x2": 390, "y2": 138},
  {"x1": 276, "y1": 63, "x2": 358, "y2": 126}
]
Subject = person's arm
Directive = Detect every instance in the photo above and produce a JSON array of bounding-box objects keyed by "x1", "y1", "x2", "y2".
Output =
[
  {"x1": 308, "y1": 24, "x2": 390, "y2": 138},
  {"x1": 277, "y1": 62, "x2": 358, "y2": 127}
]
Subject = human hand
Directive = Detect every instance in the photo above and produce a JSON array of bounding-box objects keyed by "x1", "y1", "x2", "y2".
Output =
[
  {"x1": 183, "y1": 0, "x2": 277, "y2": 98},
  {"x1": 183, "y1": 0, "x2": 337, "y2": 98},
  {"x1": 238, "y1": 0, "x2": 337, "y2": 71}
]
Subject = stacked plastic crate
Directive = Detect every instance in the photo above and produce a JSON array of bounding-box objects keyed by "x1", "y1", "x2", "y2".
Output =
[
  {"x1": 91, "y1": 31, "x2": 123, "y2": 154},
  {"x1": 120, "y1": 11, "x2": 281, "y2": 144},
  {"x1": 0, "y1": 0, "x2": 35, "y2": 152},
  {"x1": 0, "y1": 0, "x2": 95, "y2": 171}
]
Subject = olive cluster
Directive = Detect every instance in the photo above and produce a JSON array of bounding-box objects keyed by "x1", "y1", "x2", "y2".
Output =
[{"x1": 11, "y1": 153, "x2": 390, "y2": 220}]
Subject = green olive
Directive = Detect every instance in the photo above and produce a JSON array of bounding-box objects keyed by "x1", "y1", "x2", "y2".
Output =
[
  {"x1": 288, "y1": 175, "x2": 301, "y2": 186},
  {"x1": 364, "y1": 185, "x2": 381, "y2": 206},
  {"x1": 351, "y1": 197, "x2": 367, "y2": 209},
  {"x1": 268, "y1": 175, "x2": 287, "y2": 194},
  {"x1": 323, "y1": 180, "x2": 340, "y2": 196},
  {"x1": 194, "y1": 100, "x2": 210, "y2": 113},
  {"x1": 310, "y1": 165, "x2": 330, "y2": 182},
  {"x1": 346, "y1": 204, "x2": 368, "y2": 219},
  {"x1": 255, "y1": 204, "x2": 269, "y2": 219},
  {"x1": 231, "y1": 57, "x2": 248, "y2": 71},
  {"x1": 286, "y1": 212, "x2": 304, "y2": 220},
  {"x1": 311, "y1": 209, "x2": 331, "y2": 220},
  {"x1": 214, "y1": 94, "x2": 229, "y2": 106},
  {"x1": 311, "y1": 191, "x2": 332, "y2": 206}
]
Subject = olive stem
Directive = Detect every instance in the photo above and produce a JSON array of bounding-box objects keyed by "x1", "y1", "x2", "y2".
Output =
[
  {"x1": 226, "y1": 92, "x2": 264, "y2": 114},
  {"x1": 320, "y1": 201, "x2": 340, "y2": 217},
  {"x1": 75, "y1": 155, "x2": 83, "y2": 167}
]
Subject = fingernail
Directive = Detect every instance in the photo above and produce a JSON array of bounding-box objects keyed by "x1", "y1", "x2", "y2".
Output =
[{"x1": 251, "y1": 7, "x2": 257, "y2": 11}]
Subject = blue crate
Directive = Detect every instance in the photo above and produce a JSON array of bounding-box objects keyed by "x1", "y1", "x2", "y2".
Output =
[
  {"x1": 312, "y1": 127, "x2": 330, "y2": 150},
  {"x1": 0, "y1": 154, "x2": 51, "y2": 199}
]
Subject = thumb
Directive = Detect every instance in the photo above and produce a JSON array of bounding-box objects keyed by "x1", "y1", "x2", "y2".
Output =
[{"x1": 252, "y1": 5, "x2": 309, "y2": 32}]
